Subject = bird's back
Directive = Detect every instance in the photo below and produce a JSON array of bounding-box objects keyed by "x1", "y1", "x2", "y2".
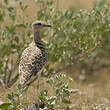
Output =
[{"x1": 19, "y1": 41, "x2": 47, "y2": 84}]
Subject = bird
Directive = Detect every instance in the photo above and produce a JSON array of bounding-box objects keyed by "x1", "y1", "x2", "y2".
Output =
[{"x1": 19, "y1": 20, "x2": 51, "y2": 95}]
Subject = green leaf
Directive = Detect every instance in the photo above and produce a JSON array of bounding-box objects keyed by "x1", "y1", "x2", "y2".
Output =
[
  {"x1": 68, "y1": 77, "x2": 73, "y2": 82},
  {"x1": 11, "y1": 44, "x2": 20, "y2": 50},
  {"x1": 7, "y1": 7, "x2": 14, "y2": 12},
  {"x1": 0, "y1": 13, "x2": 4, "y2": 22},
  {"x1": 19, "y1": 2, "x2": 28, "y2": 11},
  {"x1": 16, "y1": 24, "x2": 26, "y2": 28},
  {"x1": 38, "y1": 95, "x2": 46, "y2": 102},
  {"x1": 17, "y1": 84, "x2": 23, "y2": 92},
  {"x1": 8, "y1": 94, "x2": 13, "y2": 100},
  {"x1": 14, "y1": 36, "x2": 19, "y2": 43},
  {"x1": 62, "y1": 98, "x2": 72, "y2": 104},
  {"x1": 6, "y1": 26, "x2": 15, "y2": 33},
  {"x1": 4, "y1": 0, "x2": 8, "y2": 4},
  {"x1": 0, "y1": 103, "x2": 11, "y2": 109},
  {"x1": 14, "y1": 93, "x2": 19, "y2": 98}
]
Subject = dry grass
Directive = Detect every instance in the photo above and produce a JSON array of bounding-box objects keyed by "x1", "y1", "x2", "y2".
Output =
[{"x1": 0, "y1": 68, "x2": 110, "y2": 109}]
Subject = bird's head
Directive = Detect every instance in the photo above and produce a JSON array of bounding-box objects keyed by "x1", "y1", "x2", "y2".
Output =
[{"x1": 32, "y1": 21, "x2": 52, "y2": 33}]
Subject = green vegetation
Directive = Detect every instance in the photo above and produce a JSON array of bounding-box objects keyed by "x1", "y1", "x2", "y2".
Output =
[{"x1": 0, "y1": 0, "x2": 110, "y2": 109}]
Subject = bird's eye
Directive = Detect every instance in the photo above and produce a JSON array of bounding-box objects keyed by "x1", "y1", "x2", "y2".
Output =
[{"x1": 37, "y1": 23, "x2": 42, "y2": 25}]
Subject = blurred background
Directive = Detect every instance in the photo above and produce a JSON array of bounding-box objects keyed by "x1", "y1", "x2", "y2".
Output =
[{"x1": 0, "y1": 0, "x2": 110, "y2": 109}]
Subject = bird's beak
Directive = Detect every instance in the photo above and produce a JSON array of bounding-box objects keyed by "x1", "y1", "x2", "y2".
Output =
[{"x1": 43, "y1": 24, "x2": 52, "y2": 27}]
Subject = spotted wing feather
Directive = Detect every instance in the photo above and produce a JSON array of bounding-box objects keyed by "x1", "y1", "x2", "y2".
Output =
[{"x1": 19, "y1": 42, "x2": 47, "y2": 84}]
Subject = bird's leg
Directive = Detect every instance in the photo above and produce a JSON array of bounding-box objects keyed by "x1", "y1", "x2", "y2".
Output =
[
  {"x1": 37, "y1": 75, "x2": 40, "y2": 97},
  {"x1": 36, "y1": 68, "x2": 44, "y2": 97},
  {"x1": 36, "y1": 72, "x2": 41, "y2": 107}
]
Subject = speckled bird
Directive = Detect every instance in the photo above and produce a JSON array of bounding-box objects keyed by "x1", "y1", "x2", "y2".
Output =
[{"x1": 19, "y1": 21, "x2": 51, "y2": 89}]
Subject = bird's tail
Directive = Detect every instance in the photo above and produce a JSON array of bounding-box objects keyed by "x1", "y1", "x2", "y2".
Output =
[{"x1": 23, "y1": 73, "x2": 34, "y2": 86}]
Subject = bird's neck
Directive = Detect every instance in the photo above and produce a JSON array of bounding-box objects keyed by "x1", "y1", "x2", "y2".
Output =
[
  {"x1": 34, "y1": 31, "x2": 44, "y2": 48},
  {"x1": 34, "y1": 31, "x2": 42, "y2": 44}
]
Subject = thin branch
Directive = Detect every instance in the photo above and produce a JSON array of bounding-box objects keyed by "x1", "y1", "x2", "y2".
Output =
[
  {"x1": 7, "y1": 32, "x2": 15, "y2": 85},
  {"x1": 7, "y1": 61, "x2": 19, "y2": 85},
  {"x1": 7, "y1": 56, "x2": 13, "y2": 85},
  {"x1": 7, "y1": 74, "x2": 19, "y2": 88},
  {"x1": 3, "y1": 58, "x2": 9, "y2": 84},
  {"x1": 0, "y1": 78, "x2": 5, "y2": 87}
]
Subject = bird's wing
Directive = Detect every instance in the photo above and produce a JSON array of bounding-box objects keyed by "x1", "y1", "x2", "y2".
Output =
[{"x1": 19, "y1": 45, "x2": 43, "y2": 84}]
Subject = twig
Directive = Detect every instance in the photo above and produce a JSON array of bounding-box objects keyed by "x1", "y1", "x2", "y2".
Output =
[
  {"x1": 7, "y1": 32, "x2": 15, "y2": 86},
  {"x1": 7, "y1": 61, "x2": 19, "y2": 85},
  {"x1": 3, "y1": 58, "x2": 9, "y2": 84},
  {"x1": 7, "y1": 74, "x2": 19, "y2": 88},
  {"x1": 0, "y1": 78, "x2": 5, "y2": 87},
  {"x1": 7, "y1": 57, "x2": 13, "y2": 85}
]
